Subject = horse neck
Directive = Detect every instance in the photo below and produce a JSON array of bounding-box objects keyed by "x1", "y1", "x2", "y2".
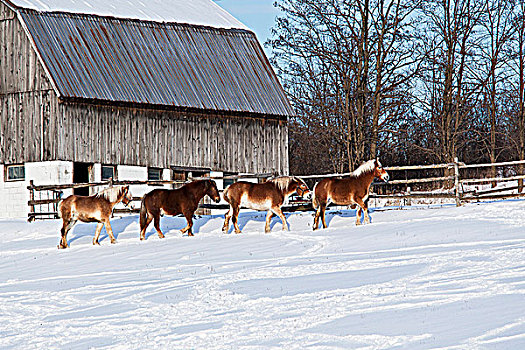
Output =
[
  {"x1": 191, "y1": 181, "x2": 209, "y2": 200},
  {"x1": 280, "y1": 182, "x2": 297, "y2": 197},
  {"x1": 357, "y1": 171, "x2": 376, "y2": 189},
  {"x1": 108, "y1": 191, "x2": 125, "y2": 208},
  {"x1": 98, "y1": 187, "x2": 126, "y2": 208}
]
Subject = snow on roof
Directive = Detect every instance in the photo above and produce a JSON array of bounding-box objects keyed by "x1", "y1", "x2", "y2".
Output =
[{"x1": 6, "y1": 0, "x2": 249, "y2": 30}]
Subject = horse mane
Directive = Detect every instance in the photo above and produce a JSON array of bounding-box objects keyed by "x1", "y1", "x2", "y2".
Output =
[
  {"x1": 350, "y1": 159, "x2": 380, "y2": 177},
  {"x1": 186, "y1": 179, "x2": 211, "y2": 189},
  {"x1": 95, "y1": 186, "x2": 124, "y2": 202},
  {"x1": 268, "y1": 176, "x2": 302, "y2": 192}
]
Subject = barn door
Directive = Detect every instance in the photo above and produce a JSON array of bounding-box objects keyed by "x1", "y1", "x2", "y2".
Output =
[{"x1": 73, "y1": 162, "x2": 93, "y2": 196}]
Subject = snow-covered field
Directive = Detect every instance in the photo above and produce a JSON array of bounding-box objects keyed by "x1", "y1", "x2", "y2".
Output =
[{"x1": 1, "y1": 201, "x2": 525, "y2": 349}]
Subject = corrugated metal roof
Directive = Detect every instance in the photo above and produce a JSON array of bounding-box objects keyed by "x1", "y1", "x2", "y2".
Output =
[{"x1": 18, "y1": 10, "x2": 294, "y2": 117}]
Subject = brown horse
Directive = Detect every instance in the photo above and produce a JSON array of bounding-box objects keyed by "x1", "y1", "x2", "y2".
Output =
[
  {"x1": 222, "y1": 176, "x2": 310, "y2": 234},
  {"x1": 58, "y1": 185, "x2": 133, "y2": 249},
  {"x1": 312, "y1": 159, "x2": 389, "y2": 230},
  {"x1": 139, "y1": 179, "x2": 220, "y2": 240}
]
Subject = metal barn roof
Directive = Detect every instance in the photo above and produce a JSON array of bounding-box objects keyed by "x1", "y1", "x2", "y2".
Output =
[{"x1": 9, "y1": 4, "x2": 294, "y2": 117}]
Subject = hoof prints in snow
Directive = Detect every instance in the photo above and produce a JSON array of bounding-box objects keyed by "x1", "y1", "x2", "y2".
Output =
[
  {"x1": 1, "y1": 200, "x2": 525, "y2": 349},
  {"x1": 228, "y1": 264, "x2": 424, "y2": 299}
]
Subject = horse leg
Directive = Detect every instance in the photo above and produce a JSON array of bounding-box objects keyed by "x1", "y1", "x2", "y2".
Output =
[
  {"x1": 272, "y1": 207, "x2": 288, "y2": 231},
  {"x1": 264, "y1": 211, "x2": 275, "y2": 233},
  {"x1": 355, "y1": 207, "x2": 363, "y2": 226},
  {"x1": 232, "y1": 206, "x2": 242, "y2": 234},
  {"x1": 181, "y1": 211, "x2": 194, "y2": 236},
  {"x1": 140, "y1": 213, "x2": 153, "y2": 241},
  {"x1": 222, "y1": 206, "x2": 233, "y2": 233},
  {"x1": 58, "y1": 219, "x2": 72, "y2": 249},
  {"x1": 93, "y1": 222, "x2": 104, "y2": 245},
  {"x1": 355, "y1": 198, "x2": 369, "y2": 225},
  {"x1": 362, "y1": 204, "x2": 371, "y2": 224},
  {"x1": 320, "y1": 205, "x2": 328, "y2": 229},
  {"x1": 104, "y1": 220, "x2": 117, "y2": 244},
  {"x1": 313, "y1": 207, "x2": 321, "y2": 231},
  {"x1": 153, "y1": 213, "x2": 165, "y2": 239}
]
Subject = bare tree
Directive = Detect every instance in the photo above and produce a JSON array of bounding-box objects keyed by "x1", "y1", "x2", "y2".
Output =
[
  {"x1": 476, "y1": 0, "x2": 515, "y2": 182},
  {"x1": 269, "y1": 0, "x2": 523, "y2": 174},
  {"x1": 415, "y1": 0, "x2": 484, "y2": 165},
  {"x1": 269, "y1": 0, "x2": 421, "y2": 173},
  {"x1": 505, "y1": 0, "x2": 525, "y2": 190}
]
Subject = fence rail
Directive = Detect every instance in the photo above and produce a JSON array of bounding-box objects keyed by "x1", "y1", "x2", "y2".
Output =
[{"x1": 27, "y1": 159, "x2": 525, "y2": 220}]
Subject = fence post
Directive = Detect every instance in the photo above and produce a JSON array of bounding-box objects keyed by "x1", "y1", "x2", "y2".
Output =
[
  {"x1": 454, "y1": 157, "x2": 461, "y2": 207},
  {"x1": 406, "y1": 186, "x2": 411, "y2": 206},
  {"x1": 28, "y1": 180, "x2": 36, "y2": 222}
]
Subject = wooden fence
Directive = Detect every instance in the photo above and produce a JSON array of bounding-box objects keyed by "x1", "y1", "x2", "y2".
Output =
[
  {"x1": 27, "y1": 159, "x2": 525, "y2": 221},
  {"x1": 27, "y1": 174, "x2": 272, "y2": 221}
]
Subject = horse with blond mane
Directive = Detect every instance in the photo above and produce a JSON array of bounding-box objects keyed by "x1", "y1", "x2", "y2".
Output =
[
  {"x1": 312, "y1": 159, "x2": 389, "y2": 230},
  {"x1": 222, "y1": 176, "x2": 310, "y2": 234},
  {"x1": 57, "y1": 185, "x2": 133, "y2": 248}
]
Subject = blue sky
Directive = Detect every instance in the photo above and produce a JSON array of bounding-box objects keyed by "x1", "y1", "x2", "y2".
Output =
[{"x1": 214, "y1": 0, "x2": 281, "y2": 55}]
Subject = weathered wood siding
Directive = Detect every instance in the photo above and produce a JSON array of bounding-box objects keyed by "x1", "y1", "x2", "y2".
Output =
[
  {"x1": 0, "y1": 2, "x2": 53, "y2": 163},
  {"x1": 48, "y1": 102, "x2": 288, "y2": 174},
  {"x1": 0, "y1": 2, "x2": 289, "y2": 174}
]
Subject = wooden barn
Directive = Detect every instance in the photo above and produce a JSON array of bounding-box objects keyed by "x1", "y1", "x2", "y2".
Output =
[{"x1": 0, "y1": 0, "x2": 293, "y2": 218}]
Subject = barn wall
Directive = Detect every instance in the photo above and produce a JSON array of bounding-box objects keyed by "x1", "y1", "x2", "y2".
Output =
[
  {"x1": 0, "y1": 2, "x2": 289, "y2": 175},
  {"x1": 0, "y1": 161, "x2": 72, "y2": 218},
  {"x1": 0, "y1": 2, "x2": 53, "y2": 163},
  {"x1": 47, "y1": 102, "x2": 289, "y2": 174}
]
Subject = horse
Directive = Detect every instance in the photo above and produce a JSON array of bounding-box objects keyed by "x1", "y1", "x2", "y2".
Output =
[
  {"x1": 312, "y1": 159, "x2": 389, "y2": 230},
  {"x1": 58, "y1": 185, "x2": 133, "y2": 249},
  {"x1": 222, "y1": 176, "x2": 310, "y2": 234},
  {"x1": 139, "y1": 179, "x2": 220, "y2": 240}
]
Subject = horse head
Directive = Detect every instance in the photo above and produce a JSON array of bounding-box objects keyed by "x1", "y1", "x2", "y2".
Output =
[
  {"x1": 373, "y1": 159, "x2": 390, "y2": 182},
  {"x1": 293, "y1": 177, "x2": 311, "y2": 198},
  {"x1": 120, "y1": 185, "x2": 133, "y2": 206},
  {"x1": 206, "y1": 180, "x2": 221, "y2": 203}
]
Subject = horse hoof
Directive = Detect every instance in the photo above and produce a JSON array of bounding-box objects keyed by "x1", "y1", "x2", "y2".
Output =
[
  {"x1": 187, "y1": 233, "x2": 194, "y2": 237},
  {"x1": 140, "y1": 237, "x2": 145, "y2": 241},
  {"x1": 57, "y1": 244, "x2": 68, "y2": 249},
  {"x1": 93, "y1": 241, "x2": 100, "y2": 246},
  {"x1": 111, "y1": 240, "x2": 117, "y2": 244},
  {"x1": 159, "y1": 234, "x2": 165, "y2": 239}
]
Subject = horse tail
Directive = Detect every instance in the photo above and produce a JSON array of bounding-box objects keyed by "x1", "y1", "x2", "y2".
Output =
[
  {"x1": 139, "y1": 195, "x2": 148, "y2": 229},
  {"x1": 56, "y1": 191, "x2": 66, "y2": 218},
  {"x1": 311, "y1": 182, "x2": 320, "y2": 209},
  {"x1": 223, "y1": 185, "x2": 231, "y2": 203},
  {"x1": 57, "y1": 199, "x2": 63, "y2": 218}
]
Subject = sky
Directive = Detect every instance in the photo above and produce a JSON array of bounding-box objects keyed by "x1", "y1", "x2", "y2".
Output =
[{"x1": 214, "y1": 0, "x2": 281, "y2": 55}]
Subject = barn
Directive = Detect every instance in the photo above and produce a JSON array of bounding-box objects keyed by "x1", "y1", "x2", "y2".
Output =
[{"x1": 0, "y1": 0, "x2": 293, "y2": 218}]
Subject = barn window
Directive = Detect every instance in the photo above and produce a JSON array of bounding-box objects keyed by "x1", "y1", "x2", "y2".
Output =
[
  {"x1": 5, "y1": 164, "x2": 25, "y2": 181},
  {"x1": 171, "y1": 166, "x2": 211, "y2": 182},
  {"x1": 148, "y1": 168, "x2": 162, "y2": 181},
  {"x1": 101, "y1": 165, "x2": 116, "y2": 181},
  {"x1": 223, "y1": 172, "x2": 237, "y2": 188}
]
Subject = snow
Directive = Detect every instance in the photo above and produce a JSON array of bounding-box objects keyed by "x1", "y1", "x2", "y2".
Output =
[
  {"x1": 1, "y1": 200, "x2": 525, "y2": 349},
  {"x1": 7, "y1": 0, "x2": 249, "y2": 30}
]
